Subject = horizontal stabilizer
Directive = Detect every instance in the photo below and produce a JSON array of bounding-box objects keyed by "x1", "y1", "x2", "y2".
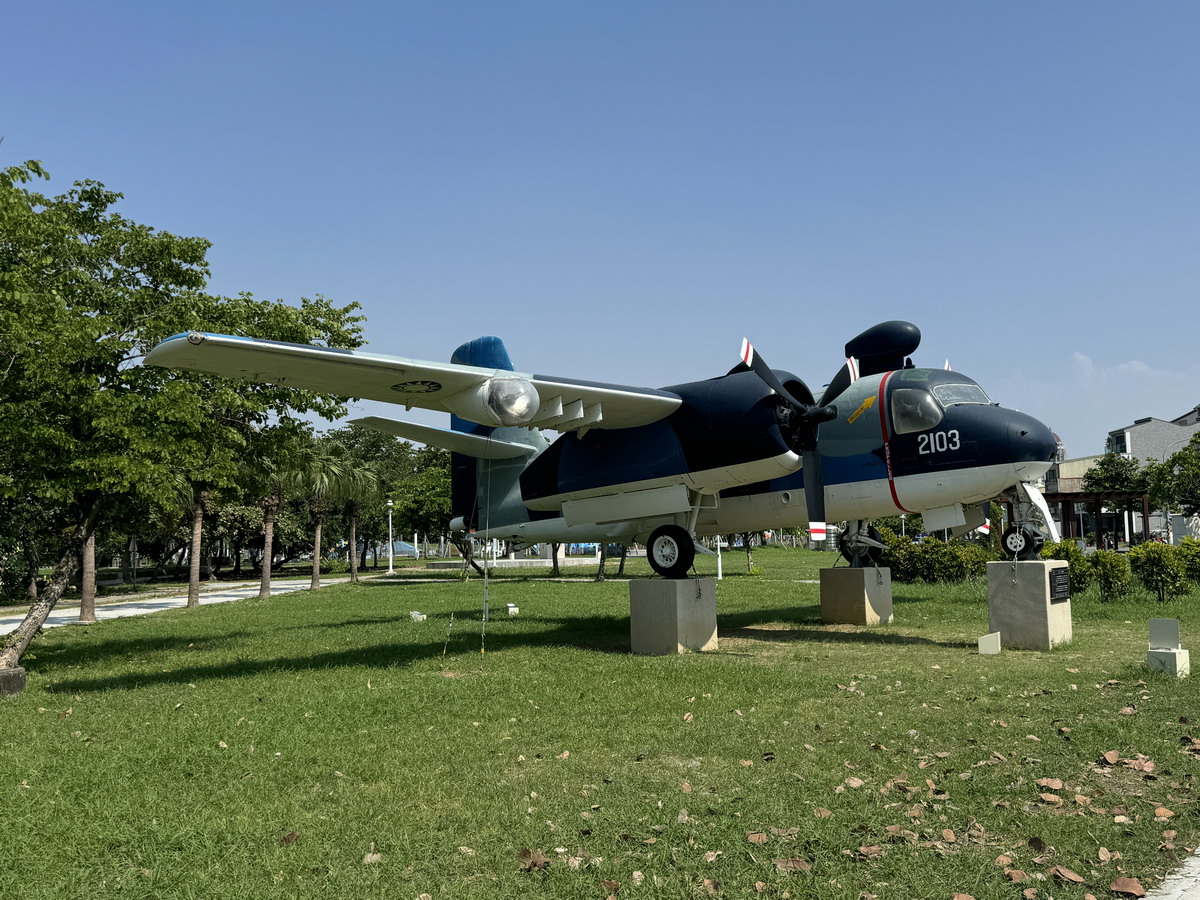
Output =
[{"x1": 350, "y1": 416, "x2": 535, "y2": 459}]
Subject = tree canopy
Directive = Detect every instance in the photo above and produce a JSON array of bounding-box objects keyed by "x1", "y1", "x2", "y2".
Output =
[{"x1": 0, "y1": 161, "x2": 365, "y2": 667}]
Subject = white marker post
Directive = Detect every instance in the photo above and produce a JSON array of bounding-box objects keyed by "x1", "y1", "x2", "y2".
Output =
[{"x1": 386, "y1": 499, "x2": 395, "y2": 575}]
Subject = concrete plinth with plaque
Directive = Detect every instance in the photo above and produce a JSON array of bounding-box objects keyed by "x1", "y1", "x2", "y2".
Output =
[
  {"x1": 820, "y1": 567, "x2": 894, "y2": 625},
  {"x1": 630, "y1": 578, "x2": 718, "y2": 655},
  {"x1": 986, "y1": 560, "x2": 1072, "y2": 651}
]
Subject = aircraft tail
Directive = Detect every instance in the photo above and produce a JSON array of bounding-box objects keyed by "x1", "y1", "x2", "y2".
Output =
[{"x1": 450, "y1": 337, "x2": 547, "y2": 533}]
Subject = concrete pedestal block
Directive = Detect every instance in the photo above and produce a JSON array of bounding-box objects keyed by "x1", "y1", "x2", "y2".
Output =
[
  {"x1": 819, "y1": 568, "x2": 893, "y2": 625},
  {"x1": 0, "y1": 666, "x2": 27, "y2": 697},
  {"x1": 630, "y1": 578, "x2": 718, "y2": 655},
  {"x1": 986, "y1": 560, "x2": 1072, "y2": 651},
  {"x1": 1147, "y1": 648, "x2": 1190, "y2": 677}
]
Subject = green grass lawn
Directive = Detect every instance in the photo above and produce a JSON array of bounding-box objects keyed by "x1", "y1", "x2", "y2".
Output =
[{"x1": 3, "y1": 548, "x2": 1198, "y2": 899}]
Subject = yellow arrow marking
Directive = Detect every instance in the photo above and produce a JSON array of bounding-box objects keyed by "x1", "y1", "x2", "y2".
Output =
[{"x1": 847, "y1": 395, "x2": 876, "y2": 424}]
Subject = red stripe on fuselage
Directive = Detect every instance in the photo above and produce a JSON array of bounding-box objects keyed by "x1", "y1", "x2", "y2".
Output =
[{"x1": 877, "y1": 371, "x2": 915, "y2": 514}]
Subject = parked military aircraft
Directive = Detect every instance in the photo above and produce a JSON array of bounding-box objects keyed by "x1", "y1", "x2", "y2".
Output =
[{"x1": 146, "y1": 321, "x2": 1060, "y2": 577}]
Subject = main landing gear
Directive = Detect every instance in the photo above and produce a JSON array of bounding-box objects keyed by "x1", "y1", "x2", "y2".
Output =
[
  {"x1": 839, "y1": 520, "x2": 885, "y2": 568},
  {"x1": 647, "y1": 524, "x2": 695, "y2": 579}
]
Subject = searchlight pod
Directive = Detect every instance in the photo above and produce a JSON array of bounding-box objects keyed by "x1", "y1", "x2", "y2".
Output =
[{"x1": 443, "y1": 376, "x2": 541, "y2": 427}]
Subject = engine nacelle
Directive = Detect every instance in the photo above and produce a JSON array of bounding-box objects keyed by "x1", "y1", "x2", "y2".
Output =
[{"x1": 444, "y1": 376, "x2": 541, "y2": 427}]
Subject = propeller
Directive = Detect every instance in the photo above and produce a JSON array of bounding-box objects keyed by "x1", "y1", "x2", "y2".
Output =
[{"x1": 739, "y1": 338, "x2": 838, "y2": 534}]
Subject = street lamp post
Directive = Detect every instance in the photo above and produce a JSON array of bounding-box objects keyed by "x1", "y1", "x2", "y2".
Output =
[{"x1": 386, "y1": 499, "x2": 395, "y2": 575}]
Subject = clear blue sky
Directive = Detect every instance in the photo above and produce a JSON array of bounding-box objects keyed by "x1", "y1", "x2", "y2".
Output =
[{"x1": 6, "y1": 1, "x2": 1199, "y2": 457}]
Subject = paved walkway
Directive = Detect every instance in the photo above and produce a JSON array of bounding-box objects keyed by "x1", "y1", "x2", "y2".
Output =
[{"x1": 0, "y1": 577, "x2": 353, "y2": 636}]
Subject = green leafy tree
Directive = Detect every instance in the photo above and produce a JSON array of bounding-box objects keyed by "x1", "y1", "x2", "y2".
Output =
[
  {"x1": 0, "y1": 162, "x2": 363, "y2": 669},
  {"x1": 1161, "y1": 434, "x2": 1200, "y2": 516},
  {"x1": 1082, "y1": 453, "x2": 1148, "y2": 494}
]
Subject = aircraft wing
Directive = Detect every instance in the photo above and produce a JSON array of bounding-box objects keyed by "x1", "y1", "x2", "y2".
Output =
[{"x1": 145, "y1": 332, "x2": 682, "y2": 432}]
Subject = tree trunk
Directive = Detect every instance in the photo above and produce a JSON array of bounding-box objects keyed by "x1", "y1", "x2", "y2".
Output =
[
  {"x1": 311, "y1": 512, "x2": 324, "y2": 590},
  {"x1": 120, "y1": 541, "x2": 134, "y2": 584},
  {"x1": 595, "y1": 541, "x2": 608, "y2": 582},
  {"x1": 259, "y1": 494, "x2": 279, "y2": 600},
  {"x1": 742, "y1": 533, "x2": 754, "y2": 572},
  {"x1": 79, "y1": 532, "x2": 98, "y2": 624},
  {"x1": 1, "y1": 498, "x2": 102, "y2": 669},
  {"x1": 187, "y1": 498, "x2": 205, "y2": 608},
  {"x1": 347, "y1": 502, "x2": 359, "y2": 583},
  {"x1": 551, "y1": 542, "x2": 561, "y2": 578},
  {"x1": 617, "y1": 544, "x2": 628, "y2": 576}
]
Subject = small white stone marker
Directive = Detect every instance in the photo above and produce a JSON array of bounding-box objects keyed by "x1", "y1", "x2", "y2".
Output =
[
  {"x1": 507, "y1": 603, "x2": 519, "y2": 616},
  {"x1": 978, "y1": 632, "x2": 1002, "y2": 655},
  {"x1": 1146, "y1": 618, "x2": 1189, "y2": 677},
  {"x1": 409, "y1": 610, "x2": 427, "y2": 622},
  {"x1": 1150, "y1": 618, "x2": 1181, "y2": 649}
]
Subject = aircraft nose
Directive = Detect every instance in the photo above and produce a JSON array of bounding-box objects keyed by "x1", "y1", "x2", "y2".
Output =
[{"x1": 1008, "y1": 411, "x2": 1057, "y2": 466}]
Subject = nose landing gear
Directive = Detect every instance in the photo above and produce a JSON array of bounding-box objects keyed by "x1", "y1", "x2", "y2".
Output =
[
  {"x1": 1001, "y1": 524, "x2": 1044, "y2": 560},
  {"x1": 1002, "y1": 482, "x2": 1060, "y2": 560}
]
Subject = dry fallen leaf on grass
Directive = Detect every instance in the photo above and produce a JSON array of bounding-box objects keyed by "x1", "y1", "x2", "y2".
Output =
[
  {"x1": 772, "y1": 857, "x2": 812, "y2": 873},
  {"x1": 746, "y1": 831, "x2": 768, "y2": 844},
  {"x1": 518, "y1": 848, "x2": 549, "y2": 871},
  {"x1": 813, "y1": 807, "x2": 833, "y2": 819},
  {"x1": 363, "y1": 843, "x2": 382, "y2": 865},
  {"x1": 1110, "y1": 876, "x2": 1146, "y2": 897},
  {"x1": 280, "y1": 831, "x2": 299, "y2": 845},
  {"x1": 1035, "y1": 777, "x2": 1063, "y2": 790},
  {"x1": 702, "y1": 877, "x2": 720, "y2": 894},
  {"x1": 1052, "y1": 865, "x2": 1084, "y2": 883}
]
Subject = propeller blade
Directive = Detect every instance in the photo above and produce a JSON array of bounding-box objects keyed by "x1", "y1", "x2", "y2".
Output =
[
  {"x1": 739, "y1": 338, "x2": 809, "y2": 409},
  {"x1": 803, "y1": 448, "x2": 827, "y2": 531}
]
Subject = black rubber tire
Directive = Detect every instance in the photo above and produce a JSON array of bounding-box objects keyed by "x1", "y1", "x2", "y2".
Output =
[
  {"x1": 840, "y1": 525, "x2": 884, "y2": 567},
  {"x1": 1002, "y1": 525, "x2": 1043, "y2": 560},
  {"x1": 647, "y1": 525, "x2": 696, "y2": 579}
]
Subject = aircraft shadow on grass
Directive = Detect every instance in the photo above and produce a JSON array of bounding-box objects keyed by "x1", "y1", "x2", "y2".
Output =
[{"x1": 41, "y1": 597, "x2": 970, "y2": 693}]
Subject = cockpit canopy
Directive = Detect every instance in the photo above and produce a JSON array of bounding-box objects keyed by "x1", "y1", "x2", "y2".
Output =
[{"x1": 890, "y1": 371, "x2": 992, "y2": 435}]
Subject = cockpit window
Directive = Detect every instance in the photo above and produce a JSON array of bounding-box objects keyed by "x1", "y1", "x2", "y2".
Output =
[
  {"x1": 891, "y1": 388, "x2": 944, "y2": 434},
  {"x1": 932, "y1": 383, "x2": 990, "y2": 406}
]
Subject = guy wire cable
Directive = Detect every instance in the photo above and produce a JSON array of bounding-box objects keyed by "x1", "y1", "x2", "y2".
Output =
[{"x1": 480, "y1": 430, "x2": 496, "y2": 658}]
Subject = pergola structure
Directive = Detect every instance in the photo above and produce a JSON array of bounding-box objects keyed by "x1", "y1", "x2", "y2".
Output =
[{"x1": 1032, "y1": 489, "x2": 1152, "y2": 546}]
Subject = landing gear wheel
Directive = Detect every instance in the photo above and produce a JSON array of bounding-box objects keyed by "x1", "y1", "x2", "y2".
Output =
[
  {"x1": 840, "y1": 525, "x2": 884, "y2": 568},
  {"x1": 647, "y1": 525, "x2": 696, "y2": 579},
  {"x1": 1002, "y1": 525, "x2": 1043, "y2": 561}
]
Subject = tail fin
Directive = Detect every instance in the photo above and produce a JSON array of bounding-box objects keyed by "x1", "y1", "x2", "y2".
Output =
[{"x1": 449, "y1": 337, "x2": 547, "y2": 532}]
